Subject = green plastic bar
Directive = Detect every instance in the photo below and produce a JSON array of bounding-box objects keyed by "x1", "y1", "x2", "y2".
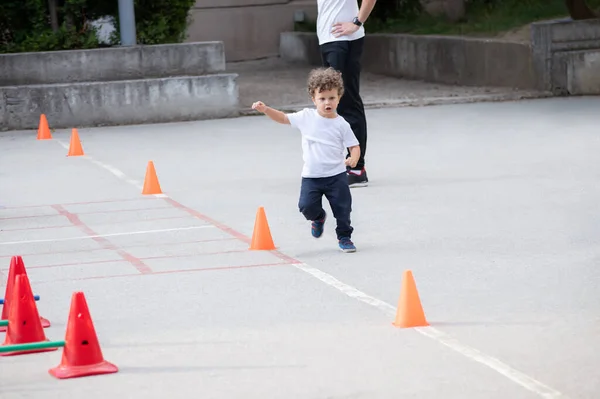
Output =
[
  {"x1": 0, "y1": 320, "x2": 7, "y2": 327},
  {"x1": 0, "y1": 340, "x2": 65, "y2": 353}
]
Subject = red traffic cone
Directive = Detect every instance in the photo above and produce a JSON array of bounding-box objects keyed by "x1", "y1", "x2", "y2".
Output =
[
  {"x1": 49, "y1": 292, "x2": 118, "y2": 379},
  {"x1": 0, "y1": 255, "x2": 50, "y2": 332},
  {"x1": 0, "y1": 274, "x2": 58, "y2": 356}
]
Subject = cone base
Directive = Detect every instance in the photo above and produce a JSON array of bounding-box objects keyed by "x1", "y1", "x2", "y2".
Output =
[
  {"x1": 0, "y1": 316, "x2": 50, "y2": 333},
  {"x1": 249, "y1": 244, "x2": 276, "y2": 250},
  {"x1": 392, "y1": 319, "x2": 429, "y2": 328},
  {"x1": 49, "y1": 360, "x2": 119, "y2": 379}
]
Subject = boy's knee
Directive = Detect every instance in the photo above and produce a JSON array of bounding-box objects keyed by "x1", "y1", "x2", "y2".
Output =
[
  {"x1": 299, "y1": 203, "x2": 323, "y2": 221},
  {"x1": 298, "y1": 195, "x2": 322, "y2": 220}
]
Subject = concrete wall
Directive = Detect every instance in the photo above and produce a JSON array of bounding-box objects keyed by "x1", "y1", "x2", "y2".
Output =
[
  {"x1": 553, "y1": 50, "x2": 600, "y2": 95},
  {"x1": 0, "y1": 75, "x2": 238, "y2": 131},
  {"x1": 0, "y1": 42, "x2": 226, "y2": 86},
  {"x1": 531, "y1": 19, "x2": 600, "y2": 94},
  {"x1": 187, "y1": 0, "x2": 317, "y2": 62},
  {"x1": 0, "y1": 40, "x2": 239, "y2": 131},
  {"x1": 280, "y1": 32, "x2": 538, "y2": 90}
]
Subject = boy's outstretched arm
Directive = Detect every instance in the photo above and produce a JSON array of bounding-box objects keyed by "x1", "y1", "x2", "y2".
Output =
[
  {"x1": 345, "y1": 145, "x2": 361, "y2": 168},
  {"x1": 252, "y1": 101, "x2": 290, "y2": 125}
]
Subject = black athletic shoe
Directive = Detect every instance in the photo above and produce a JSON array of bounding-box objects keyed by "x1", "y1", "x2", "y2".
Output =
[{"x1": 348, "y1": 168, "x2": 368, "y2": 188}]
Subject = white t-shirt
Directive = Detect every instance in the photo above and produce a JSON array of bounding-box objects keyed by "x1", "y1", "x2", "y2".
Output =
[
  {"x1": 287, "y1": 108, "x2": 359, "y2": 178},
  {"x1": 316, "y1": 0, "x2": 365, "y2": 45}
]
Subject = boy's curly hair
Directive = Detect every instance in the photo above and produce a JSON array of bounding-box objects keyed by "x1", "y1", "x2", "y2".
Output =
[{"x1": 307, "y1": 67, "x2": 344, "y2": 98}]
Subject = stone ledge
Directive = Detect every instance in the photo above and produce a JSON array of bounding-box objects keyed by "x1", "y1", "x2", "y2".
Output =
[
  {"x1": 531, "y1": 19, "x2": 600, "y2": 92},
  {"x1": 280, "y1": 32, "x2": 538, "y2": 90},
  {"x1": 0, "y1": 74, "x2": 239, "y2": 131},
  {"x1": 0, "y1": 41, "x2": 227, "y2": 86},
  {"x1": 553, "y1": 50, "x2": 600, "y2": 95}
]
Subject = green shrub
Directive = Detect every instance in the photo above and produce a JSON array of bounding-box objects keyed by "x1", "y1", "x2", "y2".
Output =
[{"x1": 0, "y1": 0, "x2": 196, "y2": 53}]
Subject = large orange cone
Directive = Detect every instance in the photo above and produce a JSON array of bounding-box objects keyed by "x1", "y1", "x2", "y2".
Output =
[
  {"x1": 249, "y1": 206, "x2": 276, "y2": 250},
  {"x1": 0, "y1": 255, "x2": 50, "y2": 332},
  {"x1": 0, "y1": 274, "x2": 58, "y2": 356},
  {"x1": 67, "y1": 128, "x2": 84, "y2": 156},
  {"x1": 142, "y1": 161, "x2": 162, "y2": 195},
  {"x1": 37, "y1": 114, "x2": 52, "y2": 140},
  {"x1": 49, "y1": 292, "x2": 118, "y2": 379},
  {"x1": 392, "y1": 270, "x2": 429, "y2": 328}
]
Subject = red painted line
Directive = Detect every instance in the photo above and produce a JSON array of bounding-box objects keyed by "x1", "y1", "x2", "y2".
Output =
[
  {"x1": 66, "y1": 206, "x2": 174, "y2": 216},
  {"x1": 163, "y1": 198, "x2": 302, "y2": 265},
  {"x1": 0, "y1": 214, "x2": 62, "y2": 221},
  {"x1": 32, "y1": 261, "x2": 290, "y2": 284},
  {"x1": 0, "y1": 205, "x2": 175, "y2": 221},
  {"x1": 9, "y1": 258, "x2": 124, "y2": 270},
  {"x1": 1, "y1": 224, "x2": 74, "y2": 232},
  {"x1": 0, "y1": 215, "x2": 190, "y2": 232},
  {"x1": 5, "y1": 249, "x2": 251, "y2": 270},
  {"x1": 0, "y1": 197, "x2": 159, "y2": 210},
  {"x1": 148, "y1": 262, "x2": 289, "y2": 277},
  {"x1": 51, "y1": 204, "x2": 153, "y2": 274},
  {"x1": 0, "y1": 237, "x2": 238, "y2": 260},
  {"x1": 141, "y1": 249, "x2": 248, "y2": 262}
]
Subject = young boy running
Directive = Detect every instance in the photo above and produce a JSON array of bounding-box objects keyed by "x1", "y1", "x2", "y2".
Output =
[{"x1": 252, "y1": 67, "x2": 360, "y2": 252}]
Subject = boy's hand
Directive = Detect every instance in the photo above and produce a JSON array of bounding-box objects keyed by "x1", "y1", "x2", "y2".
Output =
[
  {"x1": 252, "y1": 101, "x2": 267, "y2": 113},
  {"x1": 345, "y1": 145, "x2": 360, "y2": 168},
  {"x1": 345, "y1": 157, "x2": 358, "y2": 168},
  {"x1": 252, "y1": 101, "x2": 289, "y2": 124}
]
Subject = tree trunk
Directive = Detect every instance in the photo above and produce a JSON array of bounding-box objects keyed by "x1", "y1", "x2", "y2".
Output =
[
  {"x1": 48, "y1": 0, "x2": 59, "y2": 32},
  {"x1": 564, "y1": 0, "x2": 599, "y2": 20}
]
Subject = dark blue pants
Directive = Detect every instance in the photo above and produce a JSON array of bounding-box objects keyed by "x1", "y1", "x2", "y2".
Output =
[{"x1": 298, "y1": 172, "x2": 353, "y2": 240}]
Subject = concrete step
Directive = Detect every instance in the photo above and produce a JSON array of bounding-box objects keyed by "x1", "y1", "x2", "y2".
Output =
[{"x1": 0, "y1": 74, "x2": 239, "y2": 131}]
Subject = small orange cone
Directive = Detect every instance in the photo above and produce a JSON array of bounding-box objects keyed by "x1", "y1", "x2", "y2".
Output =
[
  {"x1": 67, "y1": 128, "x2": 84, "y2": 156},
  {"x1": 142, "y1": 161, "x2": 162, "y2": 195},
  {"x1": 48, "y1": 292, "x2": 118, "y2": 379},
  {"x1": 249, "y1": 207, "x2": 276, "y2": 250},
  {"x1": 392, "y1": 270, "x2": 429, "y2": 328},
  {"x1": 37, "y1": 114, "x2": 52, "y2": 140}
]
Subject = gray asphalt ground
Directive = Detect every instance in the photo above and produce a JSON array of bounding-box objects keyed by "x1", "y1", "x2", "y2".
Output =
[{"x1": 0, "y1": 96, "x2": 599, "y2": 398}]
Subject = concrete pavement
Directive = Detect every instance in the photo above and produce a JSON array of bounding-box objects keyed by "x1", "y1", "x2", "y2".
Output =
[{"x1": 0, "y1": 96, "x2": 599, "y2": 398}]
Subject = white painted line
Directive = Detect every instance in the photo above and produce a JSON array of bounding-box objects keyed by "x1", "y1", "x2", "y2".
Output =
[
  {"x1": 0, "y1": 226, "x2": 214, "y2": 245},
  {"x1": 294, "y1": 263, "x2": 566, "y2": 399},
  {"x1": 56, "y1": 138, "x2": 567, "y2": 399},
  {"x1": 89, "y1": 157, "x2": 144, "y2": 190},
  {"x1": 57, "y1": 140, "x2": 160, "y2": 197}
]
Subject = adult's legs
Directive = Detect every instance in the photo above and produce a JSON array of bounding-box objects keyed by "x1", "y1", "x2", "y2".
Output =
[{"x1": 320, "y1": 38, "x2": 368, "y2": 187}]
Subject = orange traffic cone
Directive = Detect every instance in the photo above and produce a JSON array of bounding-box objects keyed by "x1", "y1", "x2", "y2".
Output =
[
  {"x1": 0, "y1": 274, "x2": 58, "y2": 356},
  {"x1": 142, "y1": 161, "x2": 162, "y2": 195},
  {"x1": 37, "y1": 114, "x2": 52, "y2": 140},
  {"x1": 249, "y1": 207, "x2": 276, "y2": 250},
  {"x1": 1, "y1": 255, "x2": 50, "y2": 332},
  {"x1": 67, "y1": 128, "x2": 84, "y2": 156},
  {"x1": 392, "y1": 270, "x2": 429, "y2": 328},
  {"x1": 48, "y1": 292, "x2": 118, "y2": 379}
]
